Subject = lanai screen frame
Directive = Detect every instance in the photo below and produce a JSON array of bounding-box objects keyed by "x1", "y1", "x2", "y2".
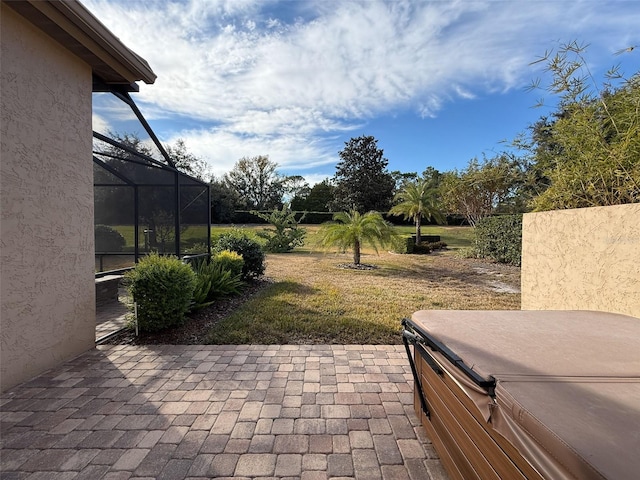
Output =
[{"x1": 93, "y1": 87, "x2": 210, "y2": 273}]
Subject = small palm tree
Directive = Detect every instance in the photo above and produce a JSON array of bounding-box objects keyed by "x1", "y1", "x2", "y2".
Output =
[
  {"x1": 318, "y1": 210, "x2": 394, "y2": 265},
  {"x1": 389, "y1": 179, "x2": 444, "y2": 245}
]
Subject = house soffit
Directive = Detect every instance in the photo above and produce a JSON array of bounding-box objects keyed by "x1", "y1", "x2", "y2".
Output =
[{"x1": 3, "y1": 0, "x2": 156, "y2": 89}]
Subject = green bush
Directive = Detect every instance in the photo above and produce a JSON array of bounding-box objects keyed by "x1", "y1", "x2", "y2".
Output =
[
  {"x1": 391, "y1": 236, "x2": 447, "y2": 255},
  {"x1": 212, "y1": 250, "x2": 244, "y2": 278},
  {"x1": 474, "y1": 214, "x2": 523, "y2": 266},
  {"x1": 183, "y1": 242, "x2": 209, "y2": 255},
  {"x1": 391, "y1": 235, "x2": 415, "y2": 254},
  {"x1": 95, "y1": 225, "x2": 126, "y2": 252},
  {"x1": 454, "y1": 246, "x2": 478, "y2": 259},
  {"x1": 253, "y1": 206, "x2": 307, "y2": 253},
  {"x1": 214, "y1": 229, "x2": 265, "y2": 279},
  {"x1": 426, "y1": 241, "x2": 448, "y2": 250},
  {"x1": 190, "y1": 257, "x2": 243, "y2": 310},
  {"x1": 413, "y1": 243, "x2": 433, "y2": 254},
  {"x1": 191, "y1": 262, "x2": 215, "y2": 311},
  {"x1": 125, "y1": 253, "x2": 196, "y2": 332}
]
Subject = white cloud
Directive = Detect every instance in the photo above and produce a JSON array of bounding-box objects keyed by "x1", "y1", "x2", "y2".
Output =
[
  {"x1": 83, "y1": 0, "x2": 640, "y2": 177},
  {"x1": 165, "y1": 127, "x2": 339, "y2": 179},
  {"x1": 91, "y1": 112, "x2": 111, "y2": 134}
]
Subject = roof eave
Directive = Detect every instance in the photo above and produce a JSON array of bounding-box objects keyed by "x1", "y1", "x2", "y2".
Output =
[{"x1": 3, "y1": 0, "x2": 157, "y2": 87}]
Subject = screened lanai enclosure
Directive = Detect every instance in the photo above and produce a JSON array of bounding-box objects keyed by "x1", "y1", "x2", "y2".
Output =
[{"x1": 93, "y1": 86, "x2": 210, "y2": 272}]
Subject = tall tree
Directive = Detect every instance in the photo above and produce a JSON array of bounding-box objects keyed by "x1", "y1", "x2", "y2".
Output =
[
  {"x1": 421, "y1": 166, "x2": 444, "y2": 191},
  {"x1": 332, "y1": 136, "x2": 395, "y2": 213},
  {"x1": 165, "y1": 138, "x2": 210, "y2": 181},
  {"x1": 294, "y1": 179, "x2": 335, "y2": 211},
  {"x1": 390, "y1": 171, "x2": 418, "y2": 193},
  {"x1": 439, "y1": 154, "x2": 524, "y2": 227},
  {"x1": 224, "y1": 155, "x2": 285, "y2": 210},
  {"x1": 389, "y1": 178, "x2": 445, "y2": 245},
  {"x1": 284, "y1": 175, "x2": 311, "y2": 207},
  {"x1": 210, "y1": 176, "x2": 242, "y2": 223},
  {"x1": 317, "y1": 210, "x2": 395, "y2": 266},
  {"x1": 523, "y1": 42, "x2": 639, "y2": 210}
]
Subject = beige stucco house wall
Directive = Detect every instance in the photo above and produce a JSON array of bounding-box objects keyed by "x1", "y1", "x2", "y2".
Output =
[
  {"x1": 1, "y1": 0, "x2": 155, "y2": 392},
  {"x1": 521, "y1": 203, "x2": 640, "y2": 318}
]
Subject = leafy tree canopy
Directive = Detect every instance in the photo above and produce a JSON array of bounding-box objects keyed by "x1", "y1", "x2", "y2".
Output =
[
  {"x1": 224, "y1": 155, "x2": 285, "y2": 210},
  {"x1": 164, "y1": 138, "x2": 210, "y2": 181},
  {"x1": 252, "y1": 204, "x2": 306, "y2": 253},
  {"x1": 317, "y1": 210, "x2": 395, "y2": 265},
  {"x1": 439, "y1": 154, "x2": 526, "y2": 227},
  {"x1": 520, "y1": 41, "x2": 640, "y2": 210},
  {"x1": 389, "y1": 178, "x2": 444, "y2": 245},
  {"x1": 332, "y1": 135, "x2": 395, "y2": 213},
  {"x1": 210, "y1": 175, "x2": 242, "y2": 223},
  {"x1": 284, "y1": 175, "x2": 311, "y2": 209},
  {"x1": 293, "y1": 179, "x2": 335, "y2": 212}
]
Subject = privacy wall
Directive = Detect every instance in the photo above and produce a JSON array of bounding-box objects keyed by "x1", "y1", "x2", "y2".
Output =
[
  {"x1": 521, "y1": 203, "x2": 640, "y2": 318},
  {"x1": 0, "y1": 5, "x2": 95, "y2": 391}
]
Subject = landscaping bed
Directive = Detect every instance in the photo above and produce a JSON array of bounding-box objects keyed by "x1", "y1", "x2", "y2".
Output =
[{"x1": 104, "y1": 251, "x2": 520, "y2": 346}]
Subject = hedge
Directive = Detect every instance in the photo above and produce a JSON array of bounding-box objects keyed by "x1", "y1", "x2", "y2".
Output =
[
  {"x1": 224, "y1": 210, "x2": 467, "y2": 225},
  {"x1": 474, "y1": 214, "x2": 523, "y2": 266}
]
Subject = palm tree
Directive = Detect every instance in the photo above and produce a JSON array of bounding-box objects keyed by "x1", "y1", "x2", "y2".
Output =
[
  {"x1": 317, "y1": 210, "x2": 394, "y2": 265},
  {"x1": 389, "y1": 179, "x2": 444, "y2": 245}
]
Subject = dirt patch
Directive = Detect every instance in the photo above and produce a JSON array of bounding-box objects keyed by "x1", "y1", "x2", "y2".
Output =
[
  {"x1": 472, "y1": 265, "x2": 521, "y2": 293},
  {"x1": 337, "y1": 263, "x2": 379, "y2": 270}
]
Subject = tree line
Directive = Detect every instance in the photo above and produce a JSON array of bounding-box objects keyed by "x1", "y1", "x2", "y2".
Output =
[
  {"x1": 213, "y1": 43, "x2": 639, "y2": 224},
  {"x1": 100, "y1": 43, "x2": 639, "y2": 227}
]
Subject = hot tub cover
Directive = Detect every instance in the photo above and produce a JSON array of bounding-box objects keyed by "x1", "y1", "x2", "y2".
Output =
[{"x1": 409, "y1": 310, "x2": 640, "y2": 480}]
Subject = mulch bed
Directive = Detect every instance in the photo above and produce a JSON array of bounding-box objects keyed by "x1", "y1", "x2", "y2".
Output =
[{"x1": 101, "y1": 278, "x2": 272, "y2": 345}]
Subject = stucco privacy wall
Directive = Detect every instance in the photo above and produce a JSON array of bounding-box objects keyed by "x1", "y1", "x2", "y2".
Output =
[
  {"x1": 1, "y1": 4, "x2": 95, "y2": 391},
  {"x1": 521, "y1": 203, "x2": 640, "y2": 318}
]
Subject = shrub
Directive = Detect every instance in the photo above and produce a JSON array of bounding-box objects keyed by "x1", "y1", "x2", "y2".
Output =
[
  {"x1": 413, "y1": 243, "x2": 433, "y2": 254},
  {"x1": 125, "y1": 253, "x2": 196, "y2": 332},
  {"x1": 95, "y1": 225, "x2": 126, "y2": 252},
  {"x1": 190, "y1": 257, "x2": 243, "y2": 310},
  {"x1": 454, "y1": 246, "x2": 478, "y2": 259},
  {"x1": 426, "y1": 241, "x2": 448, "y2": 250},
  {"x1": 214, "y1": 229, "x2": 266, "y2": 279},
  {"x1": 183, "y1": 242, "x2": 209, "y2": 255},
  {"x1": 212, "y1": 250, "x2": 244, "y2": 278},
  {"x1": 253, "y1": 206, "x2": 307, "y2": 253},
  {"x1": 474, "y1": 214, "x2": 523, "y2": 266},
  {"x1": 391, "y1": 237, "x2": 448, "y2": 254},
  {"x1": 191, "y1": 262, "x2": 215, "y2": 311},
  {"x1": 391, "y1": 235, "x2": 415, "y2": 254}
]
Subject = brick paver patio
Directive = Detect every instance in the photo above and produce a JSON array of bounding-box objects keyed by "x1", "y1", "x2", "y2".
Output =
[{"x1": 0, "y1": 344, "x2": 448, "y2": 479}]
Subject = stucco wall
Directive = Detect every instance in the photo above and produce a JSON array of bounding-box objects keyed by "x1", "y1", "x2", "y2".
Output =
[
  {"x1": 521, "y1": 203, "x2": 640, "y2": 318},
  {"x1": 1, "y1": 5, "x2": 95, "y2": 391}
]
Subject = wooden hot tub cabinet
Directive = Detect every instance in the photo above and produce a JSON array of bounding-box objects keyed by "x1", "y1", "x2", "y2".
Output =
[{"x1": 402, "y1": 310, "x2": 640, "y2": 480}]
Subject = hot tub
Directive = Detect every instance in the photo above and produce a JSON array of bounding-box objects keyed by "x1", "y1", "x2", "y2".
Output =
[{"x1": 402, "y1": 310, "x2": 640, "y2": 480}]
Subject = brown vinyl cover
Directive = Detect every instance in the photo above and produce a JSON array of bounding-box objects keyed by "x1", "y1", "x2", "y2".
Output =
[{"x1": 410, "y1": 310, "x2": 640, "y2": 480}]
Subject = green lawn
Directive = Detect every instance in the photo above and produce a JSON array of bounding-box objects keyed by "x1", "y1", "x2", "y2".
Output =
[
  {"x1": 212, "y1": 224, "x2": 474, "y2": 252},
  {"x1": 110, "y1": 223, "x2": 473, "y2": 251},
  {"x1": 109, "y1": 224, "x2": 210, "y2": 248},
  {"x1": 204, "y1": 225, "x2": 517, "y2": 345}
]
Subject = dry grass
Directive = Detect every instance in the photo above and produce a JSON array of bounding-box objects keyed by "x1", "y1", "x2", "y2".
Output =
[{"x1": 206, "y1": 249, "x2": 520, "y2": 345}]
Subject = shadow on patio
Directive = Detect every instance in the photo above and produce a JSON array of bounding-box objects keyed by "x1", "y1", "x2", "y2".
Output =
[{"x1": 0, "y1": 344, "x2": 448, "y2": 479}]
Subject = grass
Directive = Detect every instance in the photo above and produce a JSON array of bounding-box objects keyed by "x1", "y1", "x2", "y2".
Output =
[
  {"x1": 216, "y1": 223, "x2": 475, "y2": 253},
  {"x1": 205, "y1": 245, "x2": 520, "y2": 345},
  {"x1": 109, "y1": 224, "x2": 210, "y2": 248}
]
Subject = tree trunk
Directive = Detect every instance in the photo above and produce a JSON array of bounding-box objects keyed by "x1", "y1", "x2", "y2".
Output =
[
  {"x1": 415, "y1": 216, "x2": 422, "y2": 245},
  {"x1": 353, "y1": 239, "x2": 361, "y2": 265}
]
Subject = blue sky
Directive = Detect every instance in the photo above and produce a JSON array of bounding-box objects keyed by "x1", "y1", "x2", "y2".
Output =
[{"x1": 86, "y1": 0, "x2": 640, "y2": 185}]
